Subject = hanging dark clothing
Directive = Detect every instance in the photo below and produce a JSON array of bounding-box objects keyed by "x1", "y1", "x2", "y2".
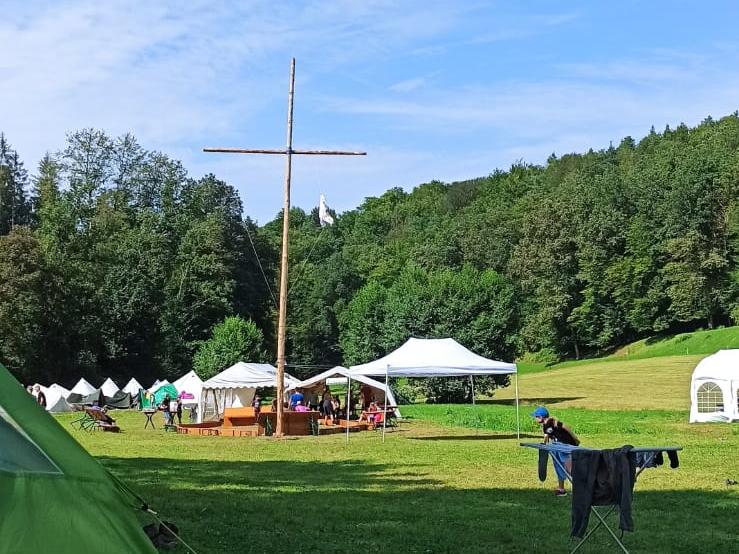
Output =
[
  {"x1": 571, "y1": 445, "x2": 636, "y2": 538},
  {"x1": 634, "y1": 450, "x2": 680, "y2": 469}
]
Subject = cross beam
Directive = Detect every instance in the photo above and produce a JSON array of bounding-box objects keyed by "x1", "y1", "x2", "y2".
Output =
[{"x1": 204, "y1": 58, "x2": 365, "y2": 437}]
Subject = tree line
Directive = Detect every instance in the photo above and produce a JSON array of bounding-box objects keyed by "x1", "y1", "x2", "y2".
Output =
[{"x1": 2, "y1": 114, "x2": 739, "y2": 389}]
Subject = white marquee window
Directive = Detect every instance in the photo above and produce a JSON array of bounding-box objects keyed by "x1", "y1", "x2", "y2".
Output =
[{"x1": 696, "y1": 382, "x2": 724, "y2": 413}]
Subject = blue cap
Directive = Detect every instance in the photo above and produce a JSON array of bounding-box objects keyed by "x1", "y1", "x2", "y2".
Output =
[{"x1": 530, "y1": 406, "x2": 549, "y2": 418}]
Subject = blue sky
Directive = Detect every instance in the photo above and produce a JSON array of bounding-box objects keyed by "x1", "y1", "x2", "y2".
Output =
[{"x1": 3, "y1": 1, "x2": 739, "y2": 223}]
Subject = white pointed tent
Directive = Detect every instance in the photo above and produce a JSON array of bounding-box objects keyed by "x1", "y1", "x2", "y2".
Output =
[
  {"x1": 350, "y1": 338, "x2": 519, "y2": 441},
  {"x1": 148, "y1": 379, "x2": 169, "y2": 393},
  {"x1": 47, "y1": 383, "x2": 71, "y2": 399},
  {"x1": 690, "y1": 350, "x2": 739, "y2": 423},
  {"x1": 287, "y1": 366, "x2": 401, "y2": 417},
  {"x1": 172, "y1": 370, "x2": 203, "y2": 408},
  {"x1": 41, "y1": 385, "x2": 73, "y2": 413},
  {"x1": 100, "y1": 378, "x2": 120, "y2": 398},
  {"x1": 122, "y1": 378, "x2": 144, "y2": 396},
  {"x1": 199, "y1": 362, "x2": 300, "y2": 422},
  {"x1": 70, "y1": 378, "x2": 96, "y2": 396}
]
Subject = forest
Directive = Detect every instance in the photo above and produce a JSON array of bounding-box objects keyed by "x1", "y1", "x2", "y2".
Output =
[{"x1": 2, "y1": 113, "x2": 739, "y2": 387}]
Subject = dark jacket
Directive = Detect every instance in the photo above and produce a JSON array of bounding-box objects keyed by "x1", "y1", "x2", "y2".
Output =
[{"x1": 571, "y1": 446, "x2": 636, "y2": 538}]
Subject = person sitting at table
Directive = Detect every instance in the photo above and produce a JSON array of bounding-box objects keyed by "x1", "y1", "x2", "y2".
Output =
[
  {"x1": 359, "y1": 401, "x2": 381, "y2": 425},
  {"x1": 289, "y1": 388, "x2": 304, "y2": 410},
  {"x1": 293, "y1": 400, "x2": 309, "y2": 412}
]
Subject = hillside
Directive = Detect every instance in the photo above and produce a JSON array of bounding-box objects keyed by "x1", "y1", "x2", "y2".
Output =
[
  {"x1": 497, "y1": 355, "x2": 701, "y2": 410},
  {"x1": 499, "y1": 327, "x2": 739, "y2": 411}
]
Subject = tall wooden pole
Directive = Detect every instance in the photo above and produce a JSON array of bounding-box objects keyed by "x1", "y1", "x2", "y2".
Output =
[
  {"x1": 203, "y1": 58, "x2": 365, "y2": 437},
  {"x1": 275, "y1": 58, "x2": 296, "y2": 437}
]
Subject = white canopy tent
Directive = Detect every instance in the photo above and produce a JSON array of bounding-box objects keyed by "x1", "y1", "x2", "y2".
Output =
[
  {"x1": 122, "y1": 378, "x2": 144, "y2": 396},
  {"x1": 70, "y1": 378, "x2": 96, "y2": 396},
  {"x1": 100, "y1": 378, "x2": 120, "y2": 398},
  {"x1": 199, "y1": 362, "x2": 300, "y2": 423},
  {"x1": 349, "y1": 338, "x2": 519, "y2": 441},
  {"x1": 690, "y1": 350, "x2": 739, "y2": 423},
  {"x1": 172, "y1": 370, "x2": 203, "y2": 408},
  {"x1": 287, "y1": 366, "x2": 401, "y2": 416}
]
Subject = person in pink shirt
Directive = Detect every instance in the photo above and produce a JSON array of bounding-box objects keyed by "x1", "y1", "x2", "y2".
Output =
[{"x1": 293, "y1": 400, "x2": 309, "y2": 412}]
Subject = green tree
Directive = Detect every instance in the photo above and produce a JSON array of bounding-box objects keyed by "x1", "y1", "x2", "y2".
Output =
[
  {"x1": 0, "y1": 228, "x2": 46, "y2": 382},
  {"x1": 0, "y1": 134, "x2": 32, "y2": 234},
  {"x1": 193, "y1": 316, "x2": 266, "y2": 379}
]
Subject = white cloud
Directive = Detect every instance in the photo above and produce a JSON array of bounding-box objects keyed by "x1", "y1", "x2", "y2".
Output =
[
  {"x1": 3, "y1": 2, "x2": 739, "y2": 223},
  {"x1": 389, "y1": 77, "x2": 428, "y2": 93}
]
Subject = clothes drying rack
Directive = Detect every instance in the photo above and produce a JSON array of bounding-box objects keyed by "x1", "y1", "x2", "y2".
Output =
[{"x1": 520, "y1": 442, "x2": 682, "y2": 554}]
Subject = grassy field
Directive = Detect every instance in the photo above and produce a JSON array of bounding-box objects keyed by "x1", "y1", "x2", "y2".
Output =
[
  {"x1": 496, "y1": 355, "x2": 702, "y2": 410},
  {"x1": 58, "y1": 349, "x2": 739, "y2": 554},
  {"x1": 517, "y1": 326, "x2": 739, "y2": 378}
]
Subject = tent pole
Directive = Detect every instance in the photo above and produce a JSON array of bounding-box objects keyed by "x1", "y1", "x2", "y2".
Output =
[
  {"x1": 470, "y1": 375, "x2": 475, "y2": 405},
  {"x1": 382, "y1": 364, "x2": 388, "y2": 443},
  {"x1": 515, "y1": 371, "x2": 520, "y2": 439},
  {"x1": 346, "y1": 376, "x2": 351, "y2": 445}
]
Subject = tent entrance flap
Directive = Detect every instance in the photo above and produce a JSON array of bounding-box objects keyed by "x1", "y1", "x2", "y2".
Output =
[{"x1": 0, "y1": 405, "x2": 62, "y2": 474}]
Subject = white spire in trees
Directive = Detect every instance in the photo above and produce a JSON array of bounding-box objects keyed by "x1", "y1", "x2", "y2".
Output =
[{"x1": 319, "y1": 194, "x2": 334, "y2": 226}]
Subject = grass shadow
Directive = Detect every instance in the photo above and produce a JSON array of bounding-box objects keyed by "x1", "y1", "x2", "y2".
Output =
[
  {"x1": 100, "y1": 456, "x2": 739, "y2": 554},
  {"x1": 479, "y1": 397, "x2": 586, "y2": 406},
  {"x1": 411, "y1": 433, "x2": 540, "y2": 441}
]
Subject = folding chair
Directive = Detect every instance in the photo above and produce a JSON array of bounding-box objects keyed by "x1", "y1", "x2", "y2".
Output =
[
  {"x1": 86, "y1": 408, "x2": 120, "y2": 433},
  {"x1": 521, "y1": 442, "x2": 682, "y2": 554},
  {"x1": 70, "y1": 409, "x2": 92, "y2": 431}
]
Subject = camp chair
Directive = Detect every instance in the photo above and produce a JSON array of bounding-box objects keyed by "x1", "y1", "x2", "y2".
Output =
[
  {"x1": 70, "y1": 409, "x2": 96, "y2": 432},
  {"x1": 86, "y1": 408, "x2": 120, "y2": 433},
  {"x1": 521, "y1": 442, "x2": 682, "y2": 554}
]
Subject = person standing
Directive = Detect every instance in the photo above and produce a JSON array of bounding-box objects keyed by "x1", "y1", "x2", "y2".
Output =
[
  {"x1": 33, "y1": 385, "x2": 47, "y2": 409},
  {"x1": 531, "y1": 406, "x2": 580, "y2": 497},
  {"x1": 322, "y1": 389, "x2": 334, "y2": 425},
  {"x1": 161, "y1": 394, "x2": 173, "y2": 425}
]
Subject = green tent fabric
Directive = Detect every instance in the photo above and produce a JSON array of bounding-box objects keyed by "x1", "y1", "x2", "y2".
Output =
[
  {"x1": 67, "y1": 388, "x2": 104, "y2": 406},
  {"x1": 104, "y1": 390, "x2": 132, "y2": 409},
  {"x1": 0, "y1": 363, "x2": 157, "y2": 553},
  {"x1": 141, "y1": 384, "x2": 178, "y2": 409}
]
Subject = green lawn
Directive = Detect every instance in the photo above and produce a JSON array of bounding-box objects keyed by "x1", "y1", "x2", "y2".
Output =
[
  {"x1": 58, "y1": 399, "x2": 738, "y2": 553},
  {"x1": 496, "y1": 355, "x2": 701, "y2": 410},
  {"x1": 518, "y1": 325, "x2": 739, "y2": 377}
]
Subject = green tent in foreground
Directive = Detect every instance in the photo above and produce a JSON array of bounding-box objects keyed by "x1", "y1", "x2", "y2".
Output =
[{"x1": 0, "y1": 363, "x2": 156, "y2": 553}]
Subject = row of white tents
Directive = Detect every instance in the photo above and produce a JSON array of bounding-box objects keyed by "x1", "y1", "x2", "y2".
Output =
[{"x1": 30, "y1": 339, "x2": 521, "y2": 430}]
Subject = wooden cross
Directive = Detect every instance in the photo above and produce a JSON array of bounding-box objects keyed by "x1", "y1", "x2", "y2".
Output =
[{"x1": 204, "y1": 58, "x2": 366, "y2": 437}]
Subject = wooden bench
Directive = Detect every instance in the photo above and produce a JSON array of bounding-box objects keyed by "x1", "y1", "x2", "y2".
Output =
[{"x1": 223, "y1": 406, "x2": 273, "y2": 427}]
